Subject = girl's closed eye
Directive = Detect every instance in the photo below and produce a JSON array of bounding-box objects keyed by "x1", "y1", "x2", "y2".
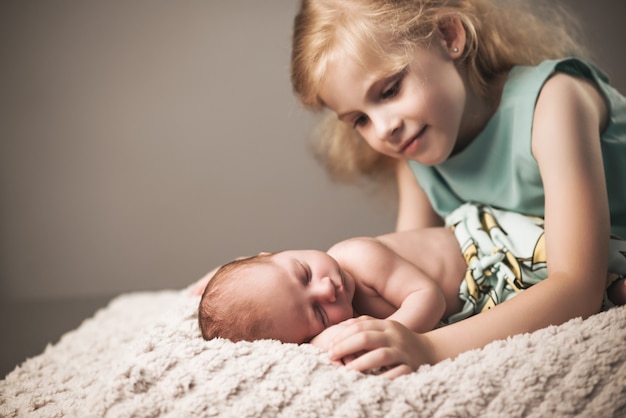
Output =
[
  {"x1": 380, "y1": 69, "x2": 406, "y2": 100},
  {"x1": 381, "y1": 77, "x2": 402, "y2": 100},
  {"x1": 351, "y1": 73, "x2": 405, "y2": 128},
  {"x1": 353, "y1": 114, "x2": 368, "y2": 128}
]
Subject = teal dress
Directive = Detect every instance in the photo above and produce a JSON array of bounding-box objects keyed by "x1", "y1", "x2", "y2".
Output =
[{"x1": 409, "y1": 58, "x2": 626, "y2": 238}]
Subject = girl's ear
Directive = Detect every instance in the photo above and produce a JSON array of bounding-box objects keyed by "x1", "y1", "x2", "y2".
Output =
[{"x1": 437, "y1": 15, "x2": 466, "y2": 59}]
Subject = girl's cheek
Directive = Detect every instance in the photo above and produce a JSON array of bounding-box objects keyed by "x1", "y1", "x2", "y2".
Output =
[{"x1": 362, "y1": 136, "x2": 385, "y2": 155}]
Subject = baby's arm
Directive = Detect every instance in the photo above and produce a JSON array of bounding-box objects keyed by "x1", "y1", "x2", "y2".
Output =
[
  {"x1": 329, "y1": 234, "x2": 449, "y2": 333},
  {"x1": 378, "y1": 251, "x2": 446, "y2": 333}
]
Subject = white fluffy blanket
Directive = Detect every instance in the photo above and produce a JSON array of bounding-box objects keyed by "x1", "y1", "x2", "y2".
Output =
[{"x1": 1, "y1": 290, "x2": 625, "y2": 417}]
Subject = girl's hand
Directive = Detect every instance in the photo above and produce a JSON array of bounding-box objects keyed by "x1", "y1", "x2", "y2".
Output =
[
  {"x1": 310, "y1": 323, "x2": 346, "y2": 350},
  {"x1": 187, "y1": 267, "x2": 219, "y2": 296},
  {"x1": 311, "y1": 322, "x2": 361, "y2": 366},
  {"x1": 188, "y1": 253, "x2": 269, "y2": 296},
  {"x1": 327, "y1": 316, "x2": 435, "y2": 379}
]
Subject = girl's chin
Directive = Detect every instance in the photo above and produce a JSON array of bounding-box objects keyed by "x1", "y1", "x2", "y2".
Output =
[{"x1": 407, "y1": 150, "x2": 449, "y2": 166}]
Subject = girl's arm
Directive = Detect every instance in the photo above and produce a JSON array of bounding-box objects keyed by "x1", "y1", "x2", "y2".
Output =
[
  {"x1": 327, "y1": 73, "x2": 611, "y2": 376},
  {"x1": 395, "y1": 161, "x2": 444, "y2": 231}
]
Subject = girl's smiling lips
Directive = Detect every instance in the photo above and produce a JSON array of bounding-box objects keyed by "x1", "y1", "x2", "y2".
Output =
[{"x1": 399, "y1": 126, "x2": 427, "y2": 154}]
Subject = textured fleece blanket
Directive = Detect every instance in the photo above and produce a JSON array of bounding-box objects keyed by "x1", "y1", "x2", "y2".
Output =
[{"x1": 1, "y1": 290, "x2": 625, "y2": 417}]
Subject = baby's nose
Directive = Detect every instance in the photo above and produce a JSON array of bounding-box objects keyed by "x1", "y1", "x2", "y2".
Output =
[{"x1": 312, "y1": 276, "x2": 336, "y2": 303}]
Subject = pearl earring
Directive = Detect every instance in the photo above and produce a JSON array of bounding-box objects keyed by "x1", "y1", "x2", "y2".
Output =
[{"x1": 452, "y1": 47, "x2": 459, "y2": 53}]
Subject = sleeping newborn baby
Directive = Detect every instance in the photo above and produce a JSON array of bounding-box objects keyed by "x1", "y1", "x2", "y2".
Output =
[{"x1": 197, "y1": 203, "x2": 626, "y2": 349}]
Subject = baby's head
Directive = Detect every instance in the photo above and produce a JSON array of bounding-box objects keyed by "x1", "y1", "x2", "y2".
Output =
[
  {"x1": 198, "y1": 254, "x2": 274, "y2": 342},
  {"x1": 198, "y1": 250, "x2": 355, "y2": 344}
]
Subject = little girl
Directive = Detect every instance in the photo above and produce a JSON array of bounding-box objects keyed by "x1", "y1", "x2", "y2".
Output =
[{"x1": 290, "y1": 0, "x2": 626, "y2": 378}]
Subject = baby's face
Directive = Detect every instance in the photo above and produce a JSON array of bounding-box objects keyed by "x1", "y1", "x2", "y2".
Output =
[{"x1": 249, "y1": 250, "x2": 355, "y2": 343}]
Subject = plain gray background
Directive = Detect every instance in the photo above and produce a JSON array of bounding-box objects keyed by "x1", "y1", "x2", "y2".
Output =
[{"x1": 1, "y1": 1, "x2": 625, "y2": 376}]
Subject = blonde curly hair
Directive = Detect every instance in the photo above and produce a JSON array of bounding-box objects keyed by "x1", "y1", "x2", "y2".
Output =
[{"x1": 291, "y1": 0, "x2": 587, "y2": 183}]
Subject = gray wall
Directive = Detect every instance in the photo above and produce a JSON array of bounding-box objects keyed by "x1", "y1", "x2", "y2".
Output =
[{"x1": 1, "y1": 1, "x2": 625, "y2": 300}]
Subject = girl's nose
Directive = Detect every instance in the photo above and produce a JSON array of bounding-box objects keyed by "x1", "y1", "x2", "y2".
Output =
[
  {"x1": 310, "y1": 276, "x2": 336, "y2": 303},
  {"x1": 372, "y1": 111, "x2": 401, "y2": 143}
]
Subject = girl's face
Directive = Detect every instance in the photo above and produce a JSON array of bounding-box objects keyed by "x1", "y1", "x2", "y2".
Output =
[
  {"x1": 248, "y1": 250, "x2": 355, "y2": 343},
  {"x1": 319, "y1": 43, "x2": 467, "y2": 166}
]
